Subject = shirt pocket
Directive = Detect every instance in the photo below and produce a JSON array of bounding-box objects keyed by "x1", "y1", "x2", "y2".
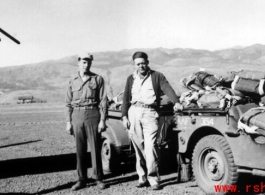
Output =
[
  {"x1": 85, "y1": 81, "x2": 97, "y2": 100},
  {"x1": 72, "y1": 85, "x2": 82, "y2": 101}
]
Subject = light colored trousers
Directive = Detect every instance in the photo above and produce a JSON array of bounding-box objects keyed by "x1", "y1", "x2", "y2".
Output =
[{"x1": 128, "y1": 105, "x2": 160, "y2": 186}]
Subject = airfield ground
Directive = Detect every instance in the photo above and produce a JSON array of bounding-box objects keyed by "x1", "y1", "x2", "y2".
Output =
[{"x1": 0, "y1": 103, "x2": 263, "y2": 195}]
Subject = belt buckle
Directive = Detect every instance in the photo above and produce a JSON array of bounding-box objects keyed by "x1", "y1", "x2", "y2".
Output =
[
  {"x1": 136, "y1": 103, "x2": 148, "y2": 108},
  {"x1": 136, "y1": 103, "x2": 144, "y2": 108},
  {"x1": 85, "y1": 106, "x2": 93, "y2": 110}
]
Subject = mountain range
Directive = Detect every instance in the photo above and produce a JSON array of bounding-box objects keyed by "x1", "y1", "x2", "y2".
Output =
[{"x1": 0, "y1": 44, "x2": 265, "y2": 104}]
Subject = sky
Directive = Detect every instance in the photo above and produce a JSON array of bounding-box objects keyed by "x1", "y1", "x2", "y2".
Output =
[{"x1": 1, "y1": 0, "x2": 265, "y2": 67}]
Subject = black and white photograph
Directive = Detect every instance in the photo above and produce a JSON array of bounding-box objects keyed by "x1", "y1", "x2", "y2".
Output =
[{"x1": 1, "y1": 0, "x2": 265, "y2": 194}]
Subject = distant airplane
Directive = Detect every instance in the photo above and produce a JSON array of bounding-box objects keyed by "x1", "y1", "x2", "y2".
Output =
[{"x1": 0, "y1": 28, "x2": 20, "y2": 44}]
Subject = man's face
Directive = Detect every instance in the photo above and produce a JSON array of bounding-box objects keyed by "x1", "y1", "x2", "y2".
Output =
[
  {"x1": 78, "y1": 59, "x2": 92, "y2": 74},
  {"x1": 134, "y1": 58, "x2": 149, "y2": 75}
]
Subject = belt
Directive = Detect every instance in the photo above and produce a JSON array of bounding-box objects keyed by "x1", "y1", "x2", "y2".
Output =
[
  {"x1": 133, "y1": 102, "x2": 157, "y2": 109},
  {"x1": 73, "y1": 106, "x2": 97, "y2": 110}
]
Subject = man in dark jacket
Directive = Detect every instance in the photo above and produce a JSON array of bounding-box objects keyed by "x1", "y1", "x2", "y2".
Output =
[{"x1": 122, "y1": 51, "x2": 183, "y2": 190}]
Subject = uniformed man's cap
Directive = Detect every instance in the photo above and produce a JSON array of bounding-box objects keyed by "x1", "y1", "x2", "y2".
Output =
[
  {"x1": 132, "y1": 51, "x2": 148, "y2": 61},
  {"x1": 78, "y1": 52, "x2": 93, "y2": 61}
]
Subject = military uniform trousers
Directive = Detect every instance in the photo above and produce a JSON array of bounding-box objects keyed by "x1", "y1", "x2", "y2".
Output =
[{"x1": 72, "y1": 108, "x2": 103, "y2": 181}]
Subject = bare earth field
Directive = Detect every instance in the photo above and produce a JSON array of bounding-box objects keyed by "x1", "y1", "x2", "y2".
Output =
[
  {"x1": 0, "y1": 103, "x2": 264, "y2": 195},
  {"x1": 0, "y1": 103, "x2": 205, "y2": 195}
]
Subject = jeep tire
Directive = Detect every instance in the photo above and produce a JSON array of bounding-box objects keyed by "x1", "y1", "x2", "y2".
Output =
[
  {"x1": 101, "y1": 130, "x2": 121, "y2": 173},
  {"x1": 192, "y1": 135, "x2": 239, "y2": 195}
]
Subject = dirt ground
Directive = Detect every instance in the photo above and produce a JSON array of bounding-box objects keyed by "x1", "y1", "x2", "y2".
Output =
[{"x1": 0, "y1": 103, "x2": 264, "y2": 195}]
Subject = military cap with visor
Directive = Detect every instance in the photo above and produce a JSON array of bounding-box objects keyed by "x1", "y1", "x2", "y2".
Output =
[{"x1": 78, "y1": 52, "x2": 93, "y2": 61}]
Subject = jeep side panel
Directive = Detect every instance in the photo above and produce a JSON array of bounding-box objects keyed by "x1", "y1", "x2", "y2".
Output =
[{"x1": 175, "y1": 113, "x2": 265, "y2": 170}]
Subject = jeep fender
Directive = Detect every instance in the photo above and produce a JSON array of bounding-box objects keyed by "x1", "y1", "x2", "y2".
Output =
[{"x1": 105, "y1": 119, "x2": 130, "y2": 147}]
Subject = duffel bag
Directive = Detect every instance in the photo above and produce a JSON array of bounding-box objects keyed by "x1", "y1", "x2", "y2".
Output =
[
  {"x1": 241, "y1": 108, "x2": 265, "y2": 130},
  {"x1": 194, "y1": 71, "x2": 221, "y2": 88},
  {"x1": 232, "y1": 76, "x2": 265, "y2": 96},
  {"x1": 222, "y1": 70, "x2": 243, "y2": 88},
  {"x1": 180, "y1": 77, "x2": 204, "y2": 91},
  {"x1": 238, "y1": 107, "x2": 265, "y2": 135},
  {"x1": 197, "y1": 91, "x2": 221, "y2": 108},
  {"x1": 238, "y1": 70, "x2": 265, "y2": 80}
]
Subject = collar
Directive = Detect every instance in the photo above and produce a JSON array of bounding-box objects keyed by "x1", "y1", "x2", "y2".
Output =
[
  {"x1": 133, "y1": 68, "x2": 152, "y2": 79},
  {"x1": 73, "y1": 71, "x2": 93, "y2": 81}
]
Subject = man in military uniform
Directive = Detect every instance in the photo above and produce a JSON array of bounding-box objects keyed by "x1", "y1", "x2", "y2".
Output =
[{"x1": 65, "y1": 52, "x2": 108, "y2": 191}]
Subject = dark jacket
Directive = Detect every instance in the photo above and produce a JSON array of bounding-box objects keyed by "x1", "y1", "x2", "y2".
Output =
[{"x1": 121, "y1": 70, "x2": 179, "y2": 117}]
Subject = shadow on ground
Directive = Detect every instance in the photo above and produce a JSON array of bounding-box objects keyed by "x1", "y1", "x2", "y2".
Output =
[
  {"x1": 0, "y1": 152, "x2": 139, "y2": 179},
  {"x1": 1, "y1": 193, "x2": 32, "y2": 195},
  {"x1": 0, "y1": 153, "x2": 78, "y2": 179},
  {"x1": 0, "y1": 155, "x2": 139, "y2": 195},
  {"x1": 0, "y1": 146, "x2": 178, "y2": 179},
  {"x1": 0, "y1": 174, "x2": 140, "y2": 195},
  {"x1": 0, "y1": 140, "x2": 41, "y2": 149},
  {"x1": 3, "y1": 148, "x2": 265, "y2": 195},
  {"x1": 159, "y1": 147, "x2": 178, "y2": 176}
]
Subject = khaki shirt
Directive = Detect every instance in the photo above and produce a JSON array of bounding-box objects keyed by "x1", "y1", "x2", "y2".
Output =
[{"x1": 65, "y1": 71, "x2": 107, "y2": 122}]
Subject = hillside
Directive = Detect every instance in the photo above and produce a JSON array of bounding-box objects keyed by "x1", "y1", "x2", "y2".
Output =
[{"x1": 0, "y1": 44, "x2": 265, "y2": 104}]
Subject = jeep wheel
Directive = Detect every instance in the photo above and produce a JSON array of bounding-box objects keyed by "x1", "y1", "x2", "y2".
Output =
[
  {"x1": 192, "y1": 135, "x2": 239, "y2": 195},
  {"x1": 101, "y1": 130, "x2": 121, "y2": 173}
]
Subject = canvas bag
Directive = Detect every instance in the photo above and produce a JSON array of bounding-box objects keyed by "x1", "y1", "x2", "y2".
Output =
[
  {"x1": 238, "y1": 107, "x2": 265, "y2": 136},
  {"x1": 109, "y1": 92, "x2": 124, "y2": 110},
  {"x1": 241, "y1": 108, "x2": 265, "y2": 130},
  {"x1": 197, "y1": 91, "x2": 221, "y2": 108},
  {"x1": 231, "y1": 70, "x2": 265, "y2": 96},
  {"x1": 238, "y1": 70, "x2": 265, "y2": 80},
  {"x1": 180, "y1": 91, "x2": 200, "y2": 108},
  {"x1": 180, "y1": 77, "x2": 204, "y2": 91},
  {"x1": 194, "y1": 71, "x2": 221, "y2": 88},
  {"x1": 180, "y1": 71, "x2": 221, "y2": 91}
]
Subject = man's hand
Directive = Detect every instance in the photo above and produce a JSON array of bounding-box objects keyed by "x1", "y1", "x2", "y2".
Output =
[
  {"x1": 98, "y1": 120, "x2": 106, "y2": 133},
  {"x1": 66, "y1": 121, "x2": 74, "y2": 135},
  {"x1": 122, "y1": 116, "x2": 130, "y2": 129},
  {"x1": 173, "y1": 102, "x2": 184, "y2": 112}
]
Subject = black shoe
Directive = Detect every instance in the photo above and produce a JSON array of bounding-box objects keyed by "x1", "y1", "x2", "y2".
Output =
[
  {"x1": 159, "y1": 139, "x2": 170, "y2": 147},
  {"x1": 151, "y1": 184, "x2": 162, "y2": 190},
  {"x1": 96, "y1": 180, "x2": 108, "y2": 190},
  {"x1": 136, "y1": 182, "x2": 148, "y2": 188},
  {"x1": 71, "y1": 181, "x2": 86, "y2": 191}
]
